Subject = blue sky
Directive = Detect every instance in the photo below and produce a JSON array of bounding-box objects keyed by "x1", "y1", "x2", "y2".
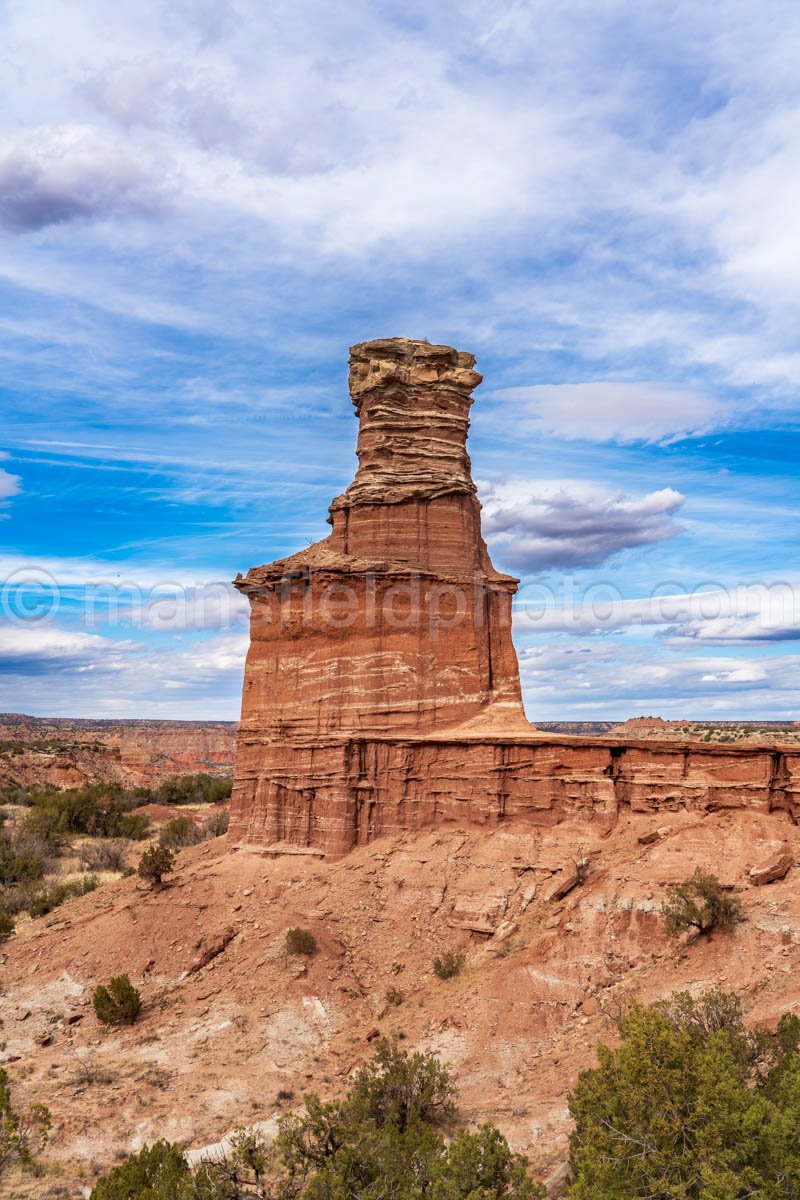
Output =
[{"x1": 1, "y1": 0, "x2": 799, "y2": 720}]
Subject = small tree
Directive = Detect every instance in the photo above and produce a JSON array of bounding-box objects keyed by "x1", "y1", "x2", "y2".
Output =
[
  {"x1": 93, "y1": 974, "x2": 142, "y2": 1026},
  {"x1": 662, "y1": 867, "x2": 743, "y2": 937},
  {"x1": 0, "y1": 911, "x2": 13, "y2": 943},
  {"x1": 138, "y1": 842, "x2": 174, "y2": 887},
  {"x1": 0, "y1": 1067, "x2": 50, "y2": 1182},
  {"x1": 89, "y1": 1140, "x2": 190, "y2": 1199},
  {"x1": 285, "y1": 927, "x2": 317, "y2": 956}
]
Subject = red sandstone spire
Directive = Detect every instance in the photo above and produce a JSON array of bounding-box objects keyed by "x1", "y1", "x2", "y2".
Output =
[{"x1": 230, "y1": 338, "x2": 533, "y2": 854}]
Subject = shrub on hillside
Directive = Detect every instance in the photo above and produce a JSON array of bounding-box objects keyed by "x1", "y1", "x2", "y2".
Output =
[
  {"x1": 0, "y1": 911, "x2": 13, "y2": 943},
  {"x1": 89, "y1": 1140, "x2": 190, "y2": 1199},
  {"x1": 159, "y1": 815, "x2": 203, "y2": 850},
  {"x1": 433, "y1": 951, "x2": 465, "y2": 980},
  {"x1": 90, "y1": 1040, "x2": 543, "y2": 1198},
  {"x1": 79, "y1": 839, "x2": 129, "y2": 873},
  {"x1": 0, "y1": 828, "x2": 47, "y2": 886},
  {"x1": 137, "y1": 843, "x2": 174, "y2": 887},
  {"x1": 93, "y1": 975, "x2": 142, "y2": 1026},
  {"x1": 23, "y1": 785, "x2": 150, "y2": 847},
  {"x1": 0, "y1": 1067, "x2": 51, "y2": 1184},
  {"x1": 28, "y1": 875, "x2": 98, "y2": 917},
  {"x1": 202, "y1": 809, "x2": 230, "y2": 838},
  {"x1": 662, "y1": 867, "x2": 744, "y2": 937},
  {"x1": 285, "y1": 927, "x2": 317, "y2": 956},
  {"x1": 568, "y1": 988, "x2": 800, "y2": 1198}
]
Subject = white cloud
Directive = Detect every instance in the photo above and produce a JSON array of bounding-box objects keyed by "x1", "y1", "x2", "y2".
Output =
[
  {"x1": 493, "y1": 382, "x2": 722, "y2": 443},
  {"x1": 0, "y1": 456, "x2": 21, "y2": 505},
  {"x1": 514, "y1": 581, "x2": 800, "y2": 644},
  {"x1": 0, "y1": 124, "x2": 174, "y2": 231},
  {"x1": 480, "y1": 478, "x2": 685, "y2": 570},
  {"x1": 519, "y1": 640, "x2": 800, "y2": 721}
]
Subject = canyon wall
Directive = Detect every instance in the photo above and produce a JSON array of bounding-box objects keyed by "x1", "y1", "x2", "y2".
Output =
[
  {"x1": 229, "y1": 339, "x2": 797, "y2": 857},
  {"x1": 0, "y1": 714, "x2": 237, "y2": 791}
]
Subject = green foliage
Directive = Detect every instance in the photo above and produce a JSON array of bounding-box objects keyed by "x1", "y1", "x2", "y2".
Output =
[
  {"x1": 28, "y1": 874, "x2": 98, "y2": 917},
  {"x1": 90, "y1": 1041, "x2": 542, "y2": 1198},
  {"x1": 568, "y1": 988, "x2": 800, "y2": 1199},
  {"x1": 429, "y1": 1124, "x2": 543, "y2": 1199},
  {"x1": 0, "y1": 827, "x2": 46, "y2": 885},
  {"x1": 286, "y1": 927, "x2": 317, "y2": 956},
  {"x1": 0, "y1": 911, "x2": 13, "y2": 942},
  {"x1": 662, "y1": 867, "x2": 744, "y2": 937},
  {"x1": 0, "y1": 1066, "x2": 51, "y2": 1182},
  {"x1": 89, "y1": 1140, "x2": 191, "y2": 1199},
  {"x1": 432, "y1": 951, "x2": 465, "y2": 980},
  {"x1": 93, "y1": 974, "x2": 142, "y2": 1026},
  {"x1": 138, "y1": 842, "x2": 175, "y2": 886},
  {"x1": 159, "y1": 815, "x2": 203, "y2": 850},
  {"x1": 153, "y1": 774, "x2": 232, "y2": 806},
  {"x1": 23, "y1": 784, "x2": 150, "y2": 847}
]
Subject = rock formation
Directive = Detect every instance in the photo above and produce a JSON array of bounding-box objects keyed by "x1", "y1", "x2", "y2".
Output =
[{"x1": 229, "y1": 339, "x2": 800, "y2": 858}]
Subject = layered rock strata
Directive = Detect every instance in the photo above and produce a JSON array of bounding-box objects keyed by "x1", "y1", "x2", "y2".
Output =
[{"x1": 229, "y1": 339, "x2": 795, "y2": 857}]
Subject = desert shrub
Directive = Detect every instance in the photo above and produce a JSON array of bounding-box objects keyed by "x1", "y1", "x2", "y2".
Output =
[
  {"x1": 93, "y1": 974, "x2": 142, "y2": 1026},
  {"x1": 662, "y1": 867, "x2": 744, "y2": 937},
  {"x1": 89, "y1": 1140, "x2": 190, "y2": 1199},
  {"x1": 433, "y1": 951, "x2": 465, "y2": 980},
  {"x1": 386, "y1": 987, "x2": 404, "y2": 1007},
  {"x1": 568, "y1": 989, "x2": 800, "y2": 1199},
  {"x1": 286, "y1": 926, "x2": 317, "y2": 956},
  {"x1": 23, "y1": 785, "x2": 150, "y2": 846},
  {"x1": 79, "y1": 839, "x2": 129, "y2": 873},
  {"x1": 90, "y1": 1041, "x2": 542, "y2": 1198},
  {"x1": 0, "y1": 911, "x2": 13, "y2": 942},
  {"x1": 0, "y1": 1066, "x2": 51, "y2": 1182},
  {"x1": 278, "y1": 1039, "x2": 542, "y2": 1199},
  {"x1": 153, "y1": 773, "x2": 233, "y2": 807},
  {"x1": 0, "y1": 828, "x2": 46, "y2": 886},
  {"x1": 28, "y1": 875, "x2": 98, "y2": 917},
  {"x1": 137, "y1": 842, "x2": 174, "y2": 886},
  {"x1": 202, "y1": 809, "x2": 230, "y2": 838},
  {"x1": 159, "y1": 815, "x2": 202, "y2": 850}
]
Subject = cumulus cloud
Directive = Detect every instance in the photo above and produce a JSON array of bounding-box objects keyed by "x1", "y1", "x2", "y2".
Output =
[
  {"x1": 0, "y1": 125, "x2": 172, "y2": 231},
  {"x1": 493, "y1": 382, "x2": 723, "y2": 444},
  {"x1": 518, "y1": 640, "x2": 800, "y2": 720},
  {"x1": 0, "y1": 625, "x2": 136, "y2": 674},
  {"x1": 480, "y1": 478, "x2": 685, "y2": 571},
  {"x1": 0, "y1": 624, "x2": 246, "y2": 716}
]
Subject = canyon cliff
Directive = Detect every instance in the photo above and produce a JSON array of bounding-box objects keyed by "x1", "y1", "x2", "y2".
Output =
[
  {"x1": 0, "y1": 714, "x2": 236, "y2": 791},
  {"x1": 229, "y1": 339, "x2": 800, "y2": 858}
]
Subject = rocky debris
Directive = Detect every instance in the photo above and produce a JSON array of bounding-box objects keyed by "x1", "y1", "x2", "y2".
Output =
[
  {"x1": 638, "y1": 826, "x2": 672, "y2": 845},
  {"x1": 544, "y1": 859, "x2": 589, "y2": 903},
  {"x1": 180, "y1": 927, "x2": 238, "y2": 979},
  {"x1": 749, "y1": 849, "x2": 794, "y2": 886}
]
